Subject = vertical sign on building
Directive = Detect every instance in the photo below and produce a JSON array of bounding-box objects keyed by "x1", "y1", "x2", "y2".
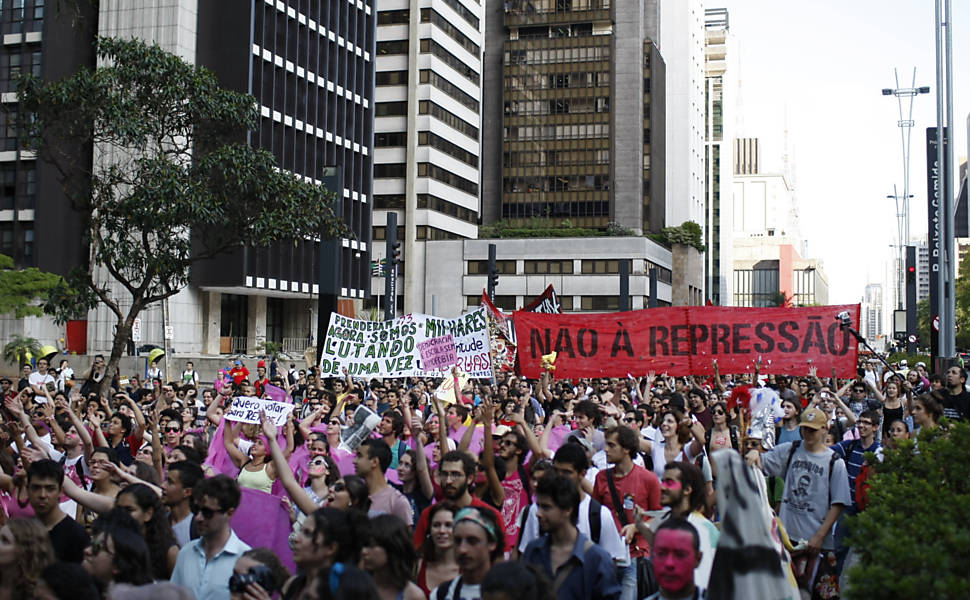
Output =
[{"x1": 925, "y1": 128, "x2": 946, "y2": 361}]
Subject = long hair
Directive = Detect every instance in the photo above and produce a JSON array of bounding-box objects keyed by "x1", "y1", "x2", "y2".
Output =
[
  {"x1": 342, "y1": 474, "x2": 371, "y2": 512},
  {"x1": 362, "y1": 514, "x2": 416, "y2": 591},
  {"x1": 306, "y1": 507, "x2": 370, "y2": 565},
  {"x1": 92, "y1": 508, "x2": 154, "y2": 587},
  {"x1": 117, "y1": 483, "x2": 178, "y2": 579},
  {"x1": 2, "y1": 518, "x2": 54, "y2": 598},
  {"x1": 662, "y1": 408, "x2": 693, "y2": 445},
  {"x1": 419, "y1": 501, "x2": 458, "y2": 562}
]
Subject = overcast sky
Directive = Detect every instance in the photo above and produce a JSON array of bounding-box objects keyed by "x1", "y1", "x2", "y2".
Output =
[{"x1": 719, "y1": 0, "x2": 969, "y2": 304}]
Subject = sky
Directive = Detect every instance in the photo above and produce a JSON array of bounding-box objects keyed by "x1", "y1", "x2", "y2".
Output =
[{"x1": 719, "y1": 0, "x2": 969, "y2": 304}]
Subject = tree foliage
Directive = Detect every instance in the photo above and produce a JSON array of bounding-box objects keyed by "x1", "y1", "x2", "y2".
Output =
[
  {"x1": 17, "y1": 37, "x2": 346, "y2": 390},
  {"x1": 661, "y1": 221, "x2": 706, "y2": 252},
  {"x1": 0, "y1": 253, "x2": 64, "y2": 318},
  {"x1": 2, "y1": 335, "x2": 40, "y2": 367},
  {"x1": 846, "y1": 422, "x2": 970, "y2": 599}
]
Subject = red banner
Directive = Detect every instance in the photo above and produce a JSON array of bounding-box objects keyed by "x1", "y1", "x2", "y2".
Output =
[
  {"x1": 513, "y1": 304, "x2": 860, "y2": 378},
  {"x1": 521, "y1": 284, "x2": 562, "y2": 313}
]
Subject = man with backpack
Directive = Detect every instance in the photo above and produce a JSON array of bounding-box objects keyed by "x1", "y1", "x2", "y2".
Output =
[
  {"x1": 830, "y1": 409, "x2": 881, "y2": 573},
  {"x1": 746, "y1": 406, "x2": 851, "y2": 596},
  {"x1": 518, "y1": 443, "x2": 629, "y2": 565}
]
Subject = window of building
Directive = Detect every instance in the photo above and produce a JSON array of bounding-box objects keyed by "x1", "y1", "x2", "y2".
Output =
[
  {"x1": 374, "y1": 163, "x2": 407, "y2": 178},
  {"x1": 375, "y1": 102, "x2": 408, "y2": 117},
  {"x1": 524, "y1": 260, "x2": 573, "y2": 274},
  {"x1": 559, "y1": 296, "x2": 574, "y2": 311},
  {"x1": 375, "y1": 132, "x2": 407, "y2": 147},
  {"x1": 580, "y1": 296, "x2": 618, "y2": 311},
  {"x1": 468, "y1": 260, "x2": 516, "y2": 275},
  {"x1": 377, "y1": 40, "x2": 409, "y2": 55},
  {"x1": 377, "y1": 9, "x2": 409, "y2": 25},
  {"x1": 581, "y1": 259, "x2": 619, "y2": 274},
  {"x1": 266, "y1": 298, "x2": 285, "y2": 344},
  {"x1": 376, "y1": 70, "x2": 408, "y2": 86},
  {"x1": 417, "y1": 162, "x2": 478, "y2": 196},
  {"x1": 418, "y1": 131, "x2": 478, "y2": 167},
  {"x1": 643, "y1": 260, "x2": 673, "y2": 284}
]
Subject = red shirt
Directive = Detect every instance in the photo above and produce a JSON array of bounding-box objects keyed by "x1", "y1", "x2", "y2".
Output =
[
  {"x1": 229, "y1": 366, "x2": 250, "y2": 385},
  {"x1": 413, "y1": 495, "x2": 510, "y2": 552},
  {"x1": 592, "y1": 464, "x2": 662, "y2": 557}
]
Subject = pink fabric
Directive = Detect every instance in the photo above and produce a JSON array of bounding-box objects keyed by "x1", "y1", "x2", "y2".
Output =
[
  {"x1": 231, "y1": 487, "x2": 295, "y2": 572},
  {"x1": 331, "y1": 447, "x2": 356, "y2": 476},
  {"x1": 289, "y1": 444, "x2": 311, "y2": 486},
  {"x1": 204, "y1": 419, "x2": 240, "y2": 478},
  {"x1": 547, "y1": 425, "x2": 572, "y2": 453},
  {"x1": 264, "y1": 383, "x2": 289, "y2": 404}
]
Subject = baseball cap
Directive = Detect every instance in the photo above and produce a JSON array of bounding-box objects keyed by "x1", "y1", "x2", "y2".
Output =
[
  {"x1": 799, "y1": 407, "x2": 828, "y2": 430},
  {"x1": 234, "y1": 360, "x2": 242, "y2": 365},
  {"x1": 899, "y1": 359, "x2": 908, "y2": 367},
  {"x1": 257, "y1": 360, "x2": 266, "y2": 368}
]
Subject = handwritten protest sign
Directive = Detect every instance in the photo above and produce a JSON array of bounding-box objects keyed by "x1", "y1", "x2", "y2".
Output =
[
  {"x1": 225, "y1": 397, "x2": 295, "y2": 426},
  {"x1": 434, "y1": 369, "x2": 470, "y2": 405},
  {"x1": 320, "y1": 308, "x2": 492, "y2": 378},
  {"x1": 418, "y1": 334, "x2": 458, "y2": 370}
]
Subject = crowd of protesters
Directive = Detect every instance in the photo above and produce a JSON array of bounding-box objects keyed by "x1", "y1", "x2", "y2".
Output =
[{"x1": 0, "y1": 352, "x2": 964, "y2": 600}]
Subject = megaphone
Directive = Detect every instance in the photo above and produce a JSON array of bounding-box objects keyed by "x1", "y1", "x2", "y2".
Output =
[
  {"x1": 38, "y1": 345, "x2": 58, "y2": 363},
  {"x1": 147, "y1": 348, "x2": 165, "y2": 365}
]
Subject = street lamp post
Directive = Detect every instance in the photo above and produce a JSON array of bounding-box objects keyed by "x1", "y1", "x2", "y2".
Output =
[{"x1": 888, "y1": 186, "x2": 914, "y2": 311}]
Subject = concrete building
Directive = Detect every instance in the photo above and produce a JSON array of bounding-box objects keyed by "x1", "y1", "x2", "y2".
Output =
[
  {"x1": 703, "y1": 7, "x2": 733, "y2": 305},
  {"x1": 480, "y1": 0, "x2": 666, "y2": 234},
  {"x1": 416, "y1": 237, "x2": 677, "y2": 317},
  {"x1": 4, "y1": 0, "x2": 376, "y2": 361},
  {"x1": 732, "y1": 238, "x2": 828, "y2": 307},
  {"x1": 862, "y1": 283, "x2": 884, "y2": 347},
  {"x1": 370, "y1": 0, "x2": 484, "y2": 315},
  {"x1": 660, "y1": 0, "x2": 706, "y2": 229}
]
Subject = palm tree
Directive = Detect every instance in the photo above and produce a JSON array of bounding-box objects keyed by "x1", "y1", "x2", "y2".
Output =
[{"x1": 3, "y1": 335, "x2": 40, "y2": 367}]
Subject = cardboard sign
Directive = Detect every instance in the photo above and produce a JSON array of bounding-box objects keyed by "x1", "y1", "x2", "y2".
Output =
[
  {"x1": 418, "y1": 334, "x2": 458, "y2": 370},
  {"x1": 514, "y1": 304, "x2": 861, "y2": 378},
  {"x1": 434, "y1": 369, "x2": 470, "y2": 405},
  {"x1": 225, "y1": 396, "x2": 294, "y2": 426},
  {"x1": 320, "y1": 308, "x2": 492, "y2": 378}
]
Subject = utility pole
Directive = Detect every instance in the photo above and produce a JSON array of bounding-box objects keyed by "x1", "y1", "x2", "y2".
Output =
[{"x1": 385, "y1": 212, "x2": 401, "y2": 321}]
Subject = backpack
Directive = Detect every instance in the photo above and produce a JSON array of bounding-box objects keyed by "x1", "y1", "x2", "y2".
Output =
[{"x1": 517, "y1": 496, "x2": 605, "y2": 550}]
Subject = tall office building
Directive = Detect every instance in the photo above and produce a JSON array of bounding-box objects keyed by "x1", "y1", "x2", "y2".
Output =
[
  {"x1": 370, "y1": 0, "x2": 484, "y2": 314},
  {"x1": 660, "y1": 0, "x2": 705, "y2": 229},
  {"x1": 481, "y1": 0, "x2": 666, "y2": 234},
  {"x1": 703, "y1": 7, "x2": 733, "y2": 305},
  {"x1": 5, "y1": 0, "x2": 376, "y2": 357},
  {"x1": 862, "y1": 282, "x2": 884, "y2": 345}
]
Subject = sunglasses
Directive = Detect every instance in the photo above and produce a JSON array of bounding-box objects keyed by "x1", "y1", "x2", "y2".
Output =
[
  {"x1": 193, "y1": 505, "x2": 225, "y2": 519},
  {"x1": 712, "y1": 410, "x2": 726, "y2": 415},
  {"x1": 621, "y1": 417, "x2": 636, "y2": 423},
  {"x1": 309, "y1": 459, "x2": 327, "y2": 467},
  {"x1": 165, "y1": 427, "x2": 182, "y2": 433},
  {"x1": 331, "y1": 481, "x2": 346, "y2": 492}
]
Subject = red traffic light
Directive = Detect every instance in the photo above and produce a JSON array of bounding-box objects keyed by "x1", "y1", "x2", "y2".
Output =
[{"x1": 908, "y1": 266, "x2": 916, "y2": 273}]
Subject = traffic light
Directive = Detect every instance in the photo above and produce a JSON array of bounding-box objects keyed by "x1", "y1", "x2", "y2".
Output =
[
  {"x1": 906, "y1": 245, "x2": 917, "y2": 352},
  {"x1": 391, "y1": 240, "x2": 402, "y2": 266},
  {"x1": 487, "y1": 243, "x2": 498, "y2": 301}
]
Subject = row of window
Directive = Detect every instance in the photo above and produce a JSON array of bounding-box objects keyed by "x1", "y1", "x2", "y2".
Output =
[
  {"x1": 467, "y1": 259, "x2": 672, "y2": 278},
  {"x1": 506, "y1": 71, "x2": 609, "y2": 90},
  {"x1": 466, "y1": 295, "x2": 671, "y2": 312},
  {"x1": 516, "y1": 23, "x2": 593, "y2": 39},
  {"x1": 507, "y1": 0, "x2": 610, "y2": 14},
  {"x1": 418, "y1": 162, "x2": 477, "y2": 196},
  {"x1": 376, "y1": 70, "x2": 408, "y2": 86},
  {"x1": 420, "y1": 100, "x2": 479, "y2": 140},
  {"x1": 500, "y1": 199, "x2": 610, "y2": 220},
  {"x1": 506, "y1": 43, "x2": 610, "y2": 66},
  {"x1": 419, "y1": 69, "x2": 479, "y2": 112},
  {"x1": 372, "y1": 224, "x2": 464, "y2": 241},
  {"x1": 505, "y1": 97, "x2": 610, "y2": 116},
  {"x1": 420, "y1": 39, "x2": 478, "y2": 84},
  {"x1": 420, "y1": 9, "x2": 480, "y2": 56},
  {"x1": 0, "y1": 47, "x2": 41, "y2": 93},
  {"x1": 504, "y1": 174, "x2": 609, "y2": 193},
  {"x1": 505, "y1": 123, "x2": 609, "y2": 141},
  {"x1": 373, "y1": 193, "x2": 478, "y2": 224},
  {"x1": 0, "y1": 163, "x2": 35, "y2": 210},
  {"x1": 505, "y1": 149, "x2": 609, "y2": 168},
  {"x1": 374, "y1": 130, "x2": 477, "y2": 167},
  {"x1": 440, "y1": 0, "x2": 479, "y2": 30}
]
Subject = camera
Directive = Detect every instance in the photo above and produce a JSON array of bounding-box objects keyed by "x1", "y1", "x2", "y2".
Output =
[
  {"x1": 229, "y1": 565, "x2": 277, "y2": 593},
  {"x1": 835, "y1": 311, "x2": 852, "y2": 328}
]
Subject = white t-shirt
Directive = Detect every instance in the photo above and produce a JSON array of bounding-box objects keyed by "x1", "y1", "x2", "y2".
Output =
[
  {"x1": 431, "y1": 578, "x2": 480, "y2": 600},
  {"x1": 517, "y1": 495, "x2": 630, "y2": 565},
  {"x1": 28, "y1": 372, "x2": 55, "y2": 389}
]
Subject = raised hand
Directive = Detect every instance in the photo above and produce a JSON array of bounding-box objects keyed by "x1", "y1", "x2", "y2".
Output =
[{"x1": 260, "y1": 411, "x2": 278, "y2": 439}]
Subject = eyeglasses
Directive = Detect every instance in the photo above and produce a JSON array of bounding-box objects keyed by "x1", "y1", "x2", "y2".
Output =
[
  {"x1": 712, "y1": 410, "x2": 726, "y2": 416},
  {"x1": 499, "y1": 439, "x2": 517, "y2": 447},
  {"x1": 853, "y1": 389, "x2": 866, "y2": 393},
  {"x1": 88, "y1": 538, "x2": 114, "y2": 555},
  {"x1": 330, "y1": 482, "x2": 346, "y2": 492},
  {"x1": 193, "y1": 504, "x2": 225, "y2": 519}
]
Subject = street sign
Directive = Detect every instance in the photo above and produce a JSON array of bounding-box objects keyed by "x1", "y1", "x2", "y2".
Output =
[
  {"x1": 933, "y1": 315, "x2": 940, "y2": 332},
  {"x1": 132, "y1": 318, "x2": 142, "y2": 342},
  {"x1": 908, "y1": 335, "x2": 917, "y2": 344},
  {"x1": 164, "y1": 325, "x2": 174, "y2": 340}
]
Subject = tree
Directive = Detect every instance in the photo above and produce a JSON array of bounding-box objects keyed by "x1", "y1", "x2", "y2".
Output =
[
  {"x1": 18, "y1": 37, "x2": 345, "y2": 394},
  {"x1": 0, "y1": 253, "x2": 63, "y2": 318},
  {"x1": 2, "y1": 335, "x2": 40, "y2": 368},
  {"x1": 661, "y1": 221, "x2": 706, "y2": 252},
  {"x1": 847, "y1": 422, "x2": 970, "y2": 599}
]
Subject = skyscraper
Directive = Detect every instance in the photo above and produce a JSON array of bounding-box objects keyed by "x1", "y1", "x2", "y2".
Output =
[
  {"x1": 481, "y1": 0, "x2": 666, "y2": 234},
  {"x1": 370, "y1": 0, "x2": 484, "y2": 314}
]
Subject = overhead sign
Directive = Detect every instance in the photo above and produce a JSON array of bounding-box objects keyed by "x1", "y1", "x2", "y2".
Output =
[
  {"x1": 132, "y1": 318, "x2": 142, "y2": 343},
  {"x1": 319, "y1": 308, "x2": 493, "y2": 378},
  {"x1": 513, "y1": 305, "x2": 861, "y2": 378}
]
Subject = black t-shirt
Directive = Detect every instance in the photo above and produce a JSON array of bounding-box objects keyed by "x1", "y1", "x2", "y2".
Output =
[
  {"x1": 944, "y1": 390, "x2": 970, "y2": 422},
  {"x1": 49, "y1": 515, "x2": 91, "y2": 563}
]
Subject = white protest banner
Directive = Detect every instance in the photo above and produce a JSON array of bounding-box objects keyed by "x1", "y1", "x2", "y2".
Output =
[
  {"x1": 224, "y1": 396, "x2": 295, "y2": 426},
  {"x1": 319, "y1": 307, "x2": 493, "y2": 378},
  {"x1": 418, "y1": 334, "x2": 458, "y2": 371}
]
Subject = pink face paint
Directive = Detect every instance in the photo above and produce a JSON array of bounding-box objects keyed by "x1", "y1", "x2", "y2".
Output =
[
  {"x1": 653, "y1": 529, "x2": 698, "y2": 595},
  {"x1": 660, "y1": 478, "x2": 683, "y2": 490}
]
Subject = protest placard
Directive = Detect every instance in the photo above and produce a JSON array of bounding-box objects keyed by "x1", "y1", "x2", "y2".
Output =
[
  {"x1": 514, "y1": 304, "x2": 861, "y2": 378},
  {"x1": 418, "y1": 334, "x2": 458, "y2": 371},
  {"x1": 434, "y1": 369, "x2": 470, "y2": 405},
  {"x1": 225, "y1": 396, "x2": 295, "y2": 426},
  {"x1": 338, "y1": 404, "x2": 382, "y2": 453},
  {"x1": 319, "y1": 308, "x2": 492, "y2": 378}
]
